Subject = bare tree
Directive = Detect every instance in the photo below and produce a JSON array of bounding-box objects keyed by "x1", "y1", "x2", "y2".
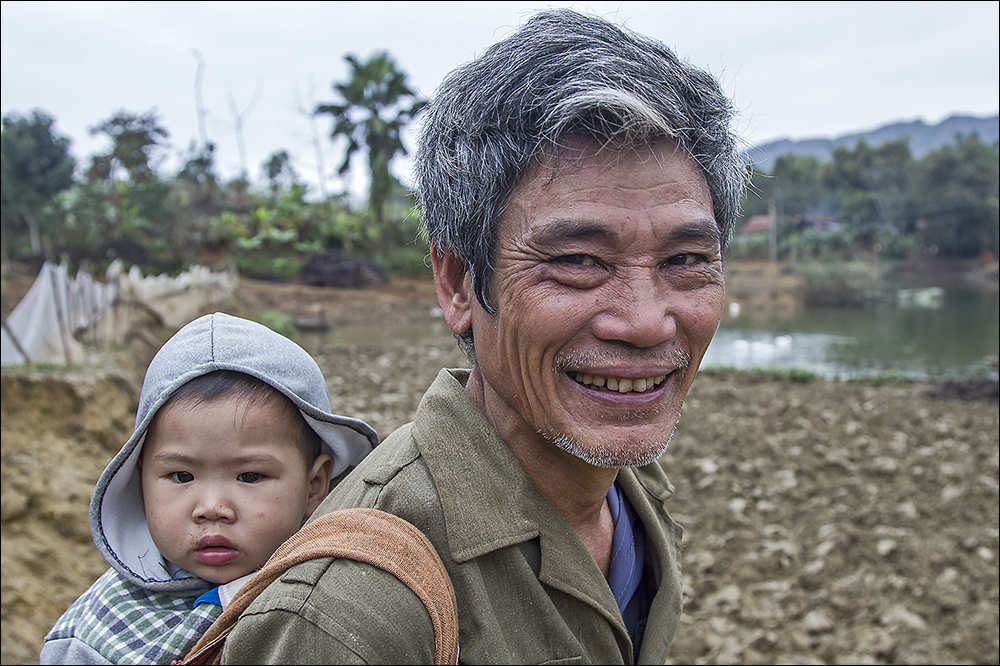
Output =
[
  {"x1": 191, "y1": 49, "x2": 209, "y2": 148},
  {"x1": 294, "y1": 85, "x2": 330, "y2": 202},
  {"x1": 226, "y1": 78, "x2": 263, "y2": 179}
]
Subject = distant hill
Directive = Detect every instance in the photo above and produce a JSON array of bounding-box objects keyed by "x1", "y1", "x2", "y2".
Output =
[{"x1": 747, "y1": 114, "x2": 999, "y2": 172}]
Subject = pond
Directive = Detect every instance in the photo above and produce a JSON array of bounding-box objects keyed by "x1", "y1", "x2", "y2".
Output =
[
  {"x1": 298, "y1": 282, "x2": 999, "y2": 382},
  {"x1": 704, "y1": 284, "x2": 999, "y2": 379}
]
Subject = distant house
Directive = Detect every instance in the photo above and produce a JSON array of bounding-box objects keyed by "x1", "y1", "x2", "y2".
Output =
[
  {"x1": 738, "y1": 213, "x2": 841, "y2": 237},
  {"x1": 739, "y1": 215, "x2": 772, "y2": 236},
  {"x1": 795, "y1": 214, "x2": 841, "y2": 234}
]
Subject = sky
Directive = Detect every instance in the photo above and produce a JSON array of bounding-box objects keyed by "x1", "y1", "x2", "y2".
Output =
[{"x1": 2, "y1": 0, "x2": 998, "y2": 200}]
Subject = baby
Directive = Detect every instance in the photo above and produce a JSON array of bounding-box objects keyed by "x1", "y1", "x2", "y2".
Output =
[{"x1": 40, "y1": 312, "x2": 378, "y2": 664}]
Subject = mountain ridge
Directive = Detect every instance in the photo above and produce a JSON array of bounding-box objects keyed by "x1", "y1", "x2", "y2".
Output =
[{"x1": 747, "y1": 113, "x2": 999, "y2": 172}]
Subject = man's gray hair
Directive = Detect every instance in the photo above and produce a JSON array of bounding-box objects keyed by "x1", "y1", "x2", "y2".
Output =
[{"x1": 414, "y1": 8, "x2": 750, "y2": 315}]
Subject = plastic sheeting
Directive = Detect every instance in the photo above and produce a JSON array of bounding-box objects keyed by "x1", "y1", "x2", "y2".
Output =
[
  {"x1": 2, "y1": 262, "x2": 97, "y2": 365},
  {"x1": 1, "y1": 261, "x2": 238, "y2": 366}
]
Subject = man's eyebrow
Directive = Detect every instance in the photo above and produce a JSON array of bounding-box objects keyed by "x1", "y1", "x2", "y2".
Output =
[
  {"x1": 669, "y1": 219, "x2": 722, "y2": 245},
  {"x1": 531, "y1": 219, "x2": 618, "y2": 243},
  {"x1": 531, "y1": 217, "x2": 722, "y2": 245}
]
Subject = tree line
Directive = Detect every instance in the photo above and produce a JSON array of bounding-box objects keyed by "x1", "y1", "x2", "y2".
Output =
[
  {"x1": 3, "y1": 48, "x2": 998, "y2": 282},
  {"x1": 1, "y1": 52, "x2": 426, "y2": 280},
  {"x1": 737, "y1": 135, "x2": 999, "y2": 262}
]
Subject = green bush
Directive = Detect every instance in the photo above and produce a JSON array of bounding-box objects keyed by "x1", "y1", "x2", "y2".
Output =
[{"x1": 254, "y1": 310, "x2": 296, "y2": 338}]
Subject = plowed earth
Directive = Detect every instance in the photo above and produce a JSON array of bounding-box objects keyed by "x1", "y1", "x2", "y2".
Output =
[{"x1": 2, "y1": 273, "x2": 997, "y2": 665}]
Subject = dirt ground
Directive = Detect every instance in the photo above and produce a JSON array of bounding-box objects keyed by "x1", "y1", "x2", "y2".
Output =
[{"x1": 2, "y1": 268, "x2": 997, "y2": 665}]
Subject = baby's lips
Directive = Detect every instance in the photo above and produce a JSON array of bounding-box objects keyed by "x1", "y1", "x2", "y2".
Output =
[
  {"x1": 194, "y1": 535, "x2": 240, "y2": 566},
  {"x1": 196, "y1": 534, "x2": 236, "y2": 550}
]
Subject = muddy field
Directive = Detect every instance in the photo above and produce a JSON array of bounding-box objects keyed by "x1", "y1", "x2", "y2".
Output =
[{"x1": 2, "y1": 272, "x2": 997, "y2": 664}]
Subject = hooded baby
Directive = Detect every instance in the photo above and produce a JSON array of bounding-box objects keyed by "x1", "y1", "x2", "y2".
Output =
[{"x1": 40, "y1": 312, "x2": 378, "y2": 664}]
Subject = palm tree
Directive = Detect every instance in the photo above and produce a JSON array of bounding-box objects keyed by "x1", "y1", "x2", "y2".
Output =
[{"x1": 317, "y1": 52, "x2": 426, "y2": 244}]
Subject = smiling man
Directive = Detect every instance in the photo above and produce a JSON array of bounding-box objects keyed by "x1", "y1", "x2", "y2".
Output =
[{"x1": 224, "y1": 8, "x2": 749, "y2": 665}]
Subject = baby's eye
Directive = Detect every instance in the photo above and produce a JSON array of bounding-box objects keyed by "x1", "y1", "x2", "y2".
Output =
[
  {"x1": 168, "y1": 471, "x2": 194, "y2": 484},
  {"x1": 237, "y1": 472, "x2": 265, "y2": 484}
]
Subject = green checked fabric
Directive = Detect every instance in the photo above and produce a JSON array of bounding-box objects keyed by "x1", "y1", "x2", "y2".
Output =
[{"x1": 45, "y1": 568, "x2": 221, "y2": 664}]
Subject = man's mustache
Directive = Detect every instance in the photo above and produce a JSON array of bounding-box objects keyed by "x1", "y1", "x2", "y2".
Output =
[{"x1": 555, "y1": 347, "x2": 691, "y2": 373}]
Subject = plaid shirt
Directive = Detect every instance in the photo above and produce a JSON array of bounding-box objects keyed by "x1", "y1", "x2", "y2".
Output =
[{"x1": 44, "y1": 568, "x2": 221, "y2": 664}]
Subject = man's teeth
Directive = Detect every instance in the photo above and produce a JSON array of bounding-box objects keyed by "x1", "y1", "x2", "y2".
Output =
[{"x1": 573, "y1": 372, "x2": 667, "y2": 393}]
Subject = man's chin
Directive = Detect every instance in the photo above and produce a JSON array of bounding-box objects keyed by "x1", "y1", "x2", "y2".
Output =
[{"x1": 544, "y1": 427, "x2": 676, "y2": 468}]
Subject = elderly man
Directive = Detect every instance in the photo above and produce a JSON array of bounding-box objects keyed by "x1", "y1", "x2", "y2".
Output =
[{"x1": 224, "y1": 8, "x2": 747, "y2": 664}]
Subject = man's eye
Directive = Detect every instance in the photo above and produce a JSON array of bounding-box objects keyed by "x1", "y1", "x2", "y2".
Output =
[
  {"x1": 665, "y1": 253, "x2": 701, "y2": 266},
  {"x1": 169, "y1": 471, "x2": 194, "y2": 483},
  {"x1": 558, "y1": 254, "x2": 597, "y2": 266},
  {"x1": 237, "y1": 472, "x2": 264, "y2": 483}
]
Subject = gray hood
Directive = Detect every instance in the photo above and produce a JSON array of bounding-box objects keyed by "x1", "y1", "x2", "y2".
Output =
[{"x1": 90, "y1": 312, "x2": 378, "y2": 593}]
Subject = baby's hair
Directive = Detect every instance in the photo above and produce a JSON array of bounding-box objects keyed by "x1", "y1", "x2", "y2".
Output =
[{"x1": 158, "y1": 370, "x2": 323, "y2": 465}]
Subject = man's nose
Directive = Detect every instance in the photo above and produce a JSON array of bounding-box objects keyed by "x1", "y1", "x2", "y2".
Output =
[{"x1": 592, "y1": 272, "x2": 677, "y2": 348}]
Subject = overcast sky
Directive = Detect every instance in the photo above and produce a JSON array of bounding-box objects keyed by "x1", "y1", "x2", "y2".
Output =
[{"x1": 2, "y1": 1, "x2": 998, "y2": 198}]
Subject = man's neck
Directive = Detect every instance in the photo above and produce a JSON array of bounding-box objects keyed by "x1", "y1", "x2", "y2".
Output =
[{"x1": 465, "y1": 368, "x2": 618, "y2": 577}]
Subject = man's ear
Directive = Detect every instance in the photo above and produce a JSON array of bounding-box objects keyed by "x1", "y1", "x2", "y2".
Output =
[{"x1": 431, "y1": 246, "x2": 474, "y2": 336}]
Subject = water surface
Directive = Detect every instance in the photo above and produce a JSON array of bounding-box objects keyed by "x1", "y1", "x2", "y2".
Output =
[{"x1": 705, "y1": 285, "x2": 999, "y2": 379}]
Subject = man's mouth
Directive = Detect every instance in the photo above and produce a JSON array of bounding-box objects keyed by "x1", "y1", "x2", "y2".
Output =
[{"x1": 571, "y1": 372, "x2": 667, "y2": 393}]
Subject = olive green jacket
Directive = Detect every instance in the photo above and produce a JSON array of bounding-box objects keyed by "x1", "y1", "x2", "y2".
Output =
[{"x1": 223, "y1": 368, "x2": 684, "y2": 665}]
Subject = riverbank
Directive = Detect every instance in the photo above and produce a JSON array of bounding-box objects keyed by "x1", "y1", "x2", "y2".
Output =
[{"x1": 722, "y1": 256, "x2": 1000, "y2": 310}]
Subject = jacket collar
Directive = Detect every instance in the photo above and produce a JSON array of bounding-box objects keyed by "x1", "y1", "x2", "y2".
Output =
[
  {"x1": 413, "y1": 369, "x2": 559, "y2": 564},
  {"x1": 412, "y1": 368, "x2": 683, "y2": 651}
]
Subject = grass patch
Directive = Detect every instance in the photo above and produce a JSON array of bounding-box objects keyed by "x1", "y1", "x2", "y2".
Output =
[
  {"x1": 700, "y1": 366, "x2": 818, "y2": 383},
  {"x1": 755, "y1": 367, "x2": 818, "y2": 383},
  {"x1": 253, "y1": 310, "x2": 296, "y2": 338}
]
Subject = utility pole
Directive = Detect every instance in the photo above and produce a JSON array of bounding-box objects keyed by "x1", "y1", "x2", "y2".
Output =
[{"x1": 768, "y1": 197, "x2": 778, "y2": 280}]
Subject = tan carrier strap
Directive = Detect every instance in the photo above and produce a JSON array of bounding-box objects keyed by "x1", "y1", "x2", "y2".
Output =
[{"x1": 177, "y1": 508, "x2": 459, "y2": 665}]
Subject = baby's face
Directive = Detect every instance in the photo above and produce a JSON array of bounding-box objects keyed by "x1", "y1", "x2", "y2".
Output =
[{"x1": 140, "y1": 395, "x2": 329, "y2": 584}]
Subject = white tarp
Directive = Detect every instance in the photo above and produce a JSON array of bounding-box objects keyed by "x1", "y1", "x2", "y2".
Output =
[
  {"x1": 1, "y1": 261, "x2": 237, "y2": 366},
  {"x1": 2, "y1": 262, "x2": 92, "y2": 365}
]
